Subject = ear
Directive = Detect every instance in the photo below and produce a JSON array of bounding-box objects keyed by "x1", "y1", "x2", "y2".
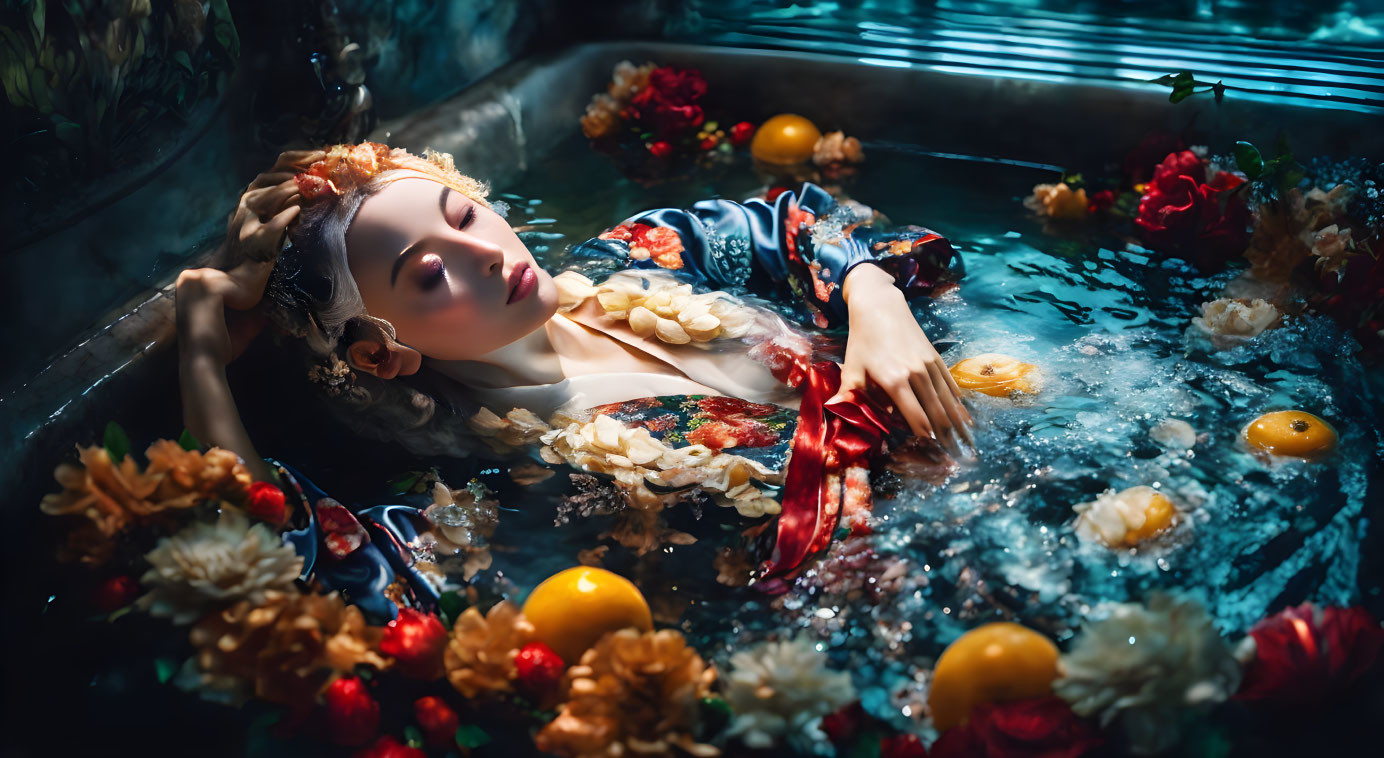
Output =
[{"x1": 346, "y1": 339, "x2": 422, "y2": 380}]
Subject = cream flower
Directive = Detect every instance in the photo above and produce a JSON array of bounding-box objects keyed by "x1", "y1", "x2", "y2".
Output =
[
  {"x1": 723, "y1": 636, "x2": 856, "y2": 751},
  {"x1": 139, "y1": 508, "x2": 303, "y2": 624},
  {"x1": 468, "y1": 406, "x2": 552, "y2": 453},
  {"x1": 1190, "y1": 298, "x2": 1280, "y2": 349},
  {"x1": 560, "y1": 270, "x2": 759, "y2": 345},
  {"x1": 812, "y1": 131, "x2": 864, "y2": 166},
  {"x1": 540, "y1": 413, "x2": 782, "y2": 517},
  {"x1": 1054, "y1": 594, "x2": 1243, "y2": 755},
  {"x1": 1072, "y1": 486, "x2": 1179, "y2": 548},
  {"x1": 1024, "y1": 183, "x2": 1088, "y2": 220},
  {"x1": 1311, "y1": 223, "x2": 1353, "y2": 274}
]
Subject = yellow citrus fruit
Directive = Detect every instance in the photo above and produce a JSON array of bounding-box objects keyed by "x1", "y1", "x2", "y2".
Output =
[
  {"x1": 521, "y1": 567, "x2": 653, "y2": 663},
  {"x1": 949, "y1": 354, "x2": 1038, "y2": 396},
  {"x1": 1243, "y1": 411, "x2": 1337, "y2": 458},
  {"x1": 750, "y1": 114, "x2": 822, "y2": 165},
  {"x1": 928, "y1": 622, "x2": 1059, "y2": 731},
  {"x1": 1126, "y1": 491, "x2": 1176, "y2": 545}
]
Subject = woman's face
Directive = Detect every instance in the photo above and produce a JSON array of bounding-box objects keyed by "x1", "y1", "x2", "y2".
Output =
[{"x1": 346, "y1": 177, "x2": 558, "y2": 361}]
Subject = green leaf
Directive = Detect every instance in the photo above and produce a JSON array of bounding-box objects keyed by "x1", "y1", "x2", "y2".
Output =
[
  {"x1": 1278, "y1": 166, "x2": 1305, "y2": 194},
  {"x1": 845, "y1": 730, "x2": 884, "y2": 758},
  {"x1": 1233, "y1": 141, "x2": 1263, "y2": 181},
  {"x1": 438, "y1": 591, "x2": 466, "y2": 627},
  {"x1": 172, "y1": 50, "x2": 192, "y2": 73},
  {"x1": 387, "y1": 471, "x2": 422, "y2": 495},
  {"x1": 104, "y1": 421, "x2": 130, "y2": 462},
  {"x1": 178, "y1": 428, "x2": 201, "y2": 451},
  {"x1": 1168, "y1": 71, "x2": 1197, "y2": 103},
  {"x1": 700, "y1": 696, "x2": 732, "y2": 717},
  {"x1": 32, "y1": 0, "x2": 46, "y2": 46},
  {"x1": 154, "y1": 657, "x2": 178, "y2": 684},
  {"x1": 403, "y1": 726, "x2": 423, "y2": 749},
  {"x1": 455, "y1": 724, "x2": 491, "y2": 749}
]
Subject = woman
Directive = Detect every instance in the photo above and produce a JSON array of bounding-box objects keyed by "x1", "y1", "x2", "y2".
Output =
[{"x1": 176, "y1": 142, "x2": 972, "y2": 611}]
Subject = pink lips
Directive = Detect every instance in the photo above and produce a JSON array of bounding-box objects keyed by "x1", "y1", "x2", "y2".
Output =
[{"x1": 507, "y1": 262, "x2": 537, "y2": 304}]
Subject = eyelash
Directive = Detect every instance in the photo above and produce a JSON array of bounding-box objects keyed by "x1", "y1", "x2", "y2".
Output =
[{"x1": 458, "y1": 205, "x2": 475, "y2": 229}]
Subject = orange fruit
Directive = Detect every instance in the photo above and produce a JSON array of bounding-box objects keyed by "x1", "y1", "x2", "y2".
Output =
[
  {"x1": 1243, "y1": 411, "x2": 1337, "y2": 458},
  {"x1": 928, "y1": 622, "x2": 1059, "y2": 731},
  {"x1": 750, "y1": 114, "x2": 822, "y2": 165},
  {"x1": 949, "y1": 354, "x2": 1039, "y2": 397},
  {"x1": 521, "y1": 567, "x2": 653, "y2": 663}
]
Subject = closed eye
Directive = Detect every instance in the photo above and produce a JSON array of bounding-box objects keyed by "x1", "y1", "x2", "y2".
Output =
[{"x1": 457, "y1": 204, "x2": 476, "y2": 230}]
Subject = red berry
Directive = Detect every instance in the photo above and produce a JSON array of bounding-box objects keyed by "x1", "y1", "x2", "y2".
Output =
[
  {"x1": 324, "y1": 676, "x2": 380, "y2": 747},
  {"x1": 699, "y1": 135, "x2": 718, "y2": 151},
  {"x1": 729, "y1": 121, "x2": 756, "y2": 146},
  {"x1": 880, "y1": 733, "x2": 928, "y2": 758},
  {"x1": 648, "y1": 140, "x2": 674, "y2": 159},
  {"x1": 380, "y1": 608, "x2": 449, "y2": 679},
  {"x1": 412, "y1": 696, "x2": 459, "y2": 749},
  {"x1": 514, "y1": 641, "x2": 565, "y2": 696},
  {"x1": 245, "y1": 481, "x2": 288, "y2": 527},
  {"x1": 94, "y1": 575, "x2": 140, "y2": 612},
  {"x1": 352, "y1": 735, "x2": 425, "y2": 758}
]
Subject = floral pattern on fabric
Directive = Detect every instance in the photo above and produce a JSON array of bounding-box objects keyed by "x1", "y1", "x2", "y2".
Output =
[{"x1": 585, "y1": 395, "x2": 795, "y2": 472}]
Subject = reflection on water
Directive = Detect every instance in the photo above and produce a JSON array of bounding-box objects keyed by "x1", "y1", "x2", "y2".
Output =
[{"x1": 489, "y1": 135, "x2": 1379, "y2": 725}]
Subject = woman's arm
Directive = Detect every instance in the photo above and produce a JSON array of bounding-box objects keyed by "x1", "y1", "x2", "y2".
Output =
[
  {"x1": 837, "y1": 262, "x2": 974, "y2": 456},
  {"x1": 175, "y1": 155, "x2": 309, "y2": 479}
]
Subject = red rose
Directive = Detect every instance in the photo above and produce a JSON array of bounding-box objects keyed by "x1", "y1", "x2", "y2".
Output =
[
  {"x1": 353, "y1": 735, "x2": 425, "y2": 758},
  {"x1": 379, "y1": 609, "x2": 448, "y2": 679},
  {"x1": 880, "y1": 733, "x2": 929, "y2": 758},
  {"x1": 1134, "y1": 156, "x2": 1250, "y2": 269},
  {"x1": 412, "y1": 696, "x2": 459, "y2": 749},
  {"x1": 629, "y1": 66, "x2": 707, "y2": 138},
  {"x1": 324, "y1": 676, "x2": 380, "y2": 747},
  {"x1": 1086, "y1": 190, "x2": 1116, "y2": 214},
  {"x1": 515, "y1": 641, "x2": 565, "y2": 698},
  {"x1": 1123, "y1": 133, "x2": 1186, "y2": 184},
  {"x1": 1236, "y1": 604, "x2": 1384, "y2": 710},
  {"x1": 930, "y1": 697, "x2": 1102, "y2": 758},
  {"x1": 647, "y1": 140, "x2": 674, "y2": 159},
  {"x1": 94, "y1": 575, "x2": 140, "y2": 612},
  {"x1": 820, "y1": 701, "x2": 864, "y2": 745},
  {"x1": 729, "y1": 121, "x2": 756, "y2": 147},
  {"x1": 246, "y1": 481, "x2": 288, "y2": 527}
]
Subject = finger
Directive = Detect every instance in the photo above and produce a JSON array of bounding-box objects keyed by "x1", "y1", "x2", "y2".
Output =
[
  {"x1": 272, "y1": 150, "x2": 324, "y2": 172},
  {"x1": 910, "y1": 372, "x2": 957, "y2": 453},
  {"x1": 248, "y1": 171, "x2": 297, "y2": 191},
  {"x1": 938, "y1": 360, "x2": 974, "y2": 426},
  {"x1": 926, "y1": 363, "x2": 974, "y2": 447},
  {"x1": 250, "y1": 181, "x2": 301, "y2": 217},
  {"x1": 884, "y1": 375, "x2": 933, "y2": 440},
  {"x1": 245, "y1": 204, "x2": 301, "y2": 261}
]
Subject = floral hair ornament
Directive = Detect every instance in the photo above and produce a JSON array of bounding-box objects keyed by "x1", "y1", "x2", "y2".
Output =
[{"x1": 292, "y1": 141, "x2": 490, "y2": 207}]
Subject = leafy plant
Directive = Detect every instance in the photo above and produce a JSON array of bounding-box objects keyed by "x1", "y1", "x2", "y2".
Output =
[{"x1": 1150, "y1": 71, "x2": 1226, "y2": 104}]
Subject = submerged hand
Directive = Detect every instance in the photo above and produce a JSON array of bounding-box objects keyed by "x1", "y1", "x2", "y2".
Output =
[{"x1": 834, "y1": 263, "x2": 974, "y2": 455}]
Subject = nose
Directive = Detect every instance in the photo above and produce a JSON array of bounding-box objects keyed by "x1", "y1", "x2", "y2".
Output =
[{"x1": 456, "y1": 231, "x2": 505, "y2": 276}]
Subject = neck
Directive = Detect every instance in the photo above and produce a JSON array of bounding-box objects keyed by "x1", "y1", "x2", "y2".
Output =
[{"x1": 426, "y1": 319, "x2": 565, "y2": 388}]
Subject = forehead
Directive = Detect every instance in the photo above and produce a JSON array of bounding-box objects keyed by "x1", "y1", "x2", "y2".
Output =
[{"x1": 347, "y1": 177, "x2": 448, "y2": 259}]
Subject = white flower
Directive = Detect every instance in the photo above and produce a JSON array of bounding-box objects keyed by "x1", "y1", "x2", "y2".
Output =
[
  {"x1": 1054, "y1": 594, "x2": 1243, "y2": 755},
  {"x1": 724, "y1": 637, "x2": 856, "y2": 751},
  {"x1": 1190, "y1": 298, "x2": 1280, "y2": 349},
  {"x1": 1072, "y1": 486, "x2": 1178, "y2": 548},
  {"x1": 467, "y1": 406, "x2": 552, "y2": 453},
  {"x1": 1150, "y1": 419, "x2": 1196, "y2": 450},
  {"x1": 138, "y1": 509, "x2": 302, "y2": 624}
]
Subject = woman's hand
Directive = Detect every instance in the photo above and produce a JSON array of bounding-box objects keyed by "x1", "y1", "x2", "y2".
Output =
[
  {"x1": 834, "y1": 263, "x2": 974, "y2": 455},
  {"x1": 226, "y1": 150, "x2": 317, "y2": 264}
]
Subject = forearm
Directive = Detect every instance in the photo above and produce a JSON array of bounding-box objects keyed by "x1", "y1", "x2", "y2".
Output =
[{"x1": 175, "y1": 270, "x2": 270, "y2": 480}]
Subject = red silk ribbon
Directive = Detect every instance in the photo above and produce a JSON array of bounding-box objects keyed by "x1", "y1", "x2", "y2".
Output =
[{"x1": 760, "y1": 361, "x2": 899, "y2": 585}]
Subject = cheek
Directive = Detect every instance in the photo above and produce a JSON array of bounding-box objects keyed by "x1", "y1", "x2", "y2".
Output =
[{"x1": 393, "y1": 294, "x2": 543, "y2": 360}]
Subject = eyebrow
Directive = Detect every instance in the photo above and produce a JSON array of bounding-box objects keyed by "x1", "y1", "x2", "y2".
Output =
[{"x1": 390, "y1": 186, "x2": 454, "y2": 287}]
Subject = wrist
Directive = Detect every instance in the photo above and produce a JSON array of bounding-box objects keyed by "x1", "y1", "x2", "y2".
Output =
[{"x1": 844, "y1": 263, "x2": 901, "y2": 308}]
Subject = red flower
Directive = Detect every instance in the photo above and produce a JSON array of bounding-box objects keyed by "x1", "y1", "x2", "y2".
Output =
[
  {"x1": 647, "y1": 140, "x2": 674, "y2": 159},
  {"x1": 316, "y1": 498, "x2": 369, "y2": 559},
  {"x1": 626, "y1": 223, "x2": 685, "y2": 269},
  {"x1": 515, "y1": 641, "x2": 565, "y2": 698},
  {"x1": 880, "y1": 733, "x2": 929, "y2": 758},
  {"x1": 729, "y1": 121, "x2": 756, "y2": 147},
  {"x1": 820, "y1": 701, "x2": 864, "y2": 745},
  {"x1": 1086, "y1": 190, "x2": 1116, "y2": 214},
  {"x1": 930, "y1": 698, "x2": 1102, "y2": 758},
  {"x1": 412, "y1": 696, "x2": 459, "y2": 749},
  {"x1": 94, "y1": 575, "x2": 139, "y2": 612},
  {"x1": 1134, "y1": 152, "x2": 1250, "y2": 269},
  {"x1": 324, "y1": 676, "x2": 380, "y2": 747},
  {"x1": 687, "y1": 419, "x2": 778, "y2": 451},
  {"x1": 246, "y1": 481, "x2": 288, "y2": 527},
  {"x1": 353, "y1": 736, "x2": 425, "y2": 758},
  {"x1": 629, "y1": 66, "x2": 708, "y2": 138},
  {"x1": 1236, "y1": 604, "x2": 1384, "y2": 710},
  {"x1": 380, "y1": 609, "x2": 448, "y2": 679},
  {"x1": 1123, "y1": 133, "x2": 1185, "y2": 184},
  {"x1": 598, "y1": 224, "x2": 635, "y2": 242},
  {"x1": 699, "y1": 135, "x2": 719, "y2": 151},
  {"x1": 783, "y1": 203, "x2": 817, "y2": 258}
]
